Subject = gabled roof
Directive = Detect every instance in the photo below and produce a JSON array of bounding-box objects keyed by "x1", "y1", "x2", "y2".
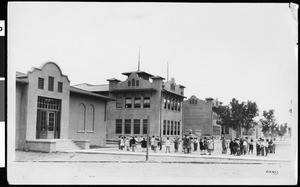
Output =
[
  {"x1": 70, "y1": 86, "x2": 114, "y2": 100},
  {"x1": 122, "y1": 71, "x2": 154, "y2": 78},
  {"x1": 72, "y1": 83, "x2": 109, "y2": 92}
]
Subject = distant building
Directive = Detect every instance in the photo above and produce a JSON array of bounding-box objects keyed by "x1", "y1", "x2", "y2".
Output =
[
  {"x1": 74, "y1": 72, "x2": 186, "y2": 140},
  {"x1": 182, "y1": 95, "x2": 222, "y2": 139},
  {"x1": 15, "y1": 62, "x2": 113, "y2": 152}
]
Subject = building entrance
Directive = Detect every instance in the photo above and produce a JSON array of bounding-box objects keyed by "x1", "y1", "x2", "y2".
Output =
[{"x1": 36, "y1": 96, "x2": 61, "y2": 139}]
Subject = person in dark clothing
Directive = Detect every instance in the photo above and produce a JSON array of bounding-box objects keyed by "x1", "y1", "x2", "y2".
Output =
[
  {"x1": 141, "y1": 138, "x2": 147, "y2": 152},
  {"x1": 173, "y1": 137, "x2": 179, "y2": 152},
  {"x1": 199, "y1": 138, "x2": 205, "y2": 155},
  {"x1": 256, "y1": 138, "x2": 261, "y2": 156},
  {"x1": 249, "y1": 139, "x2": 254, "y2": 154},
  {"x1": 194, "y1": 137, "x2": 198, "y2": 151},
  {"x1": 229, "y1": 139, "x2": 234, "y2": 155},
  {"x1": 130, "y1": 136, "x2": 137, "y2": 152}
]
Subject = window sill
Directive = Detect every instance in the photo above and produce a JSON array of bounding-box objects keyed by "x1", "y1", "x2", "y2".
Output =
[
  {"x1": 87, "y1": 131, "x2": 95, "y2": 133},
  {"x1": 77, "y1": 131, "x2": 85, "y2": 133}
]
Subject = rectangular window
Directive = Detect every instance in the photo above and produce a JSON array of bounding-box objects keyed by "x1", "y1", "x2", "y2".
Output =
[
  {"x1": 177, "y1": 122, "x2": 180, "y2": 135},
  {"x1": 57, "y1": 82, "x2": 63, "y2": 93},
  {"x1": 171, "y1": 100, "x2": 174, "y2": 110},
  {"x1": 124, "y1": 119, "x2": 131, "y2": 134},
  {"x1": 163, "y1": 120, "x2": 166, "y2": 135},
  {"x1": 167, "y1": 99, "x2": 171, "y2": 109},
  {"x1": 143, "y1": 119, "x2": 147, "y2": 134},
  {"x1": 164, "y1": 98, "x2": 167, "y2": 109},
  {"x1": 167, "y1": 120, "x2": 170, "y2": 135},
  {"x1": 134, "y1": 119, "x2": 140, "y2": 134},
  {"x1": 178, "y1": 102, "x2": 181, "y2": 111},
  {"x1": 116, "y1": 119, "x2": 122, "y2": 134},
  {"x1": 48, "y1": 76, "x2": 54, "y2": 91},
  {"x1": 38, "y1": 78, "x2": 44, "y2": 90},
  {"x1": 116, "y1": 94, "x2": 123, "y2": 108},
  {"x1": 125, "y1": 97, "x2": 132, "y2": 108},
  {"x1": 143, "y1": 97, "x2": 150, "y2": 108},
  {"x1": 134, "y1": 97, "x2": 141, "y2": 108},
  {"x1": 170, "y1": 121, "x2": 173, "y2": 135},
  {"x1": 174, "y1": 121, "x2": 177, "y2": 135}
]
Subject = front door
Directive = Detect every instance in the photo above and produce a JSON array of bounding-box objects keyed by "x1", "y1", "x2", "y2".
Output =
[{"x1": 36, "y1": 96, "x2": 61, "y2": 139}]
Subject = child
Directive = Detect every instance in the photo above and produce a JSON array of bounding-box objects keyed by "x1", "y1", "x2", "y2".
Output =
[
  {"x1": 125, "y1": 137, "x2": 130, "y2": 151},
  {"x1": 165, "y1": 137, "x2": 171, "y2": 153},
  {"x1": 141, "y1": 138, "x2": 147, "y2": 152}
]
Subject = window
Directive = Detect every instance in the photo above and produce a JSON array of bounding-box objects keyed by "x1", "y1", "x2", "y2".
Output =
[
  {"x1": 78, "y1": 103, "x2": 86, "y2": 131},
  {"x1": 171, "y1": 83, "x2": 175, "y2": 91},
  {"x1": 167, "y1": 120, "x2": 170, "y2": 135},
  {"x1": 48, "y1": 76, "x2": 54, "y2": 91},
  {"x1": 178, "y1": 102, "x2": 181, "y2": 111},
  {"x1": 143, "y1": 119, "x2": 147, "y2": 134},
  {"x1": 134, "y1": 119, "x2": 140, "y2": 134},
  {"x1": 116, "y1": 119, "x2": 122, "y2": 134},
  {"x1": 143, "y1": 97, "x2": 150, "y2": 108},
  {"x1": 37, "y1": 96, "x2": 61, "y2": 111},
  {"x1": 171, "y1": 100, "x2": 174, "y2": 110},
  {"x1": 163, "y1": 120, "x2": 166, "y2": 135},
  {"x1": 128, "y1": 80, "x2": 131, "y2": 87},
  {"x1": 116, "y1": 94, "x2": 123, "y2": 108},
  {"x1": 87, "y1": 105, "x2": 95, "y2": 131},
  {"x1": 132, "y1": 79, "x2": 135, "y2": 86},
  {"x1": 189, "y1": 100, "x2": 192, "y2": 104},
  {"x1": 125, "y1": 97, "x2": 132, "y2": 108},
  {"x1": 48, "y1": 112, "x2": 55, "y2": 131},
  {"x1": 167, "y1": 99, "x2": 171, "y2": 109},
  {"x1": 175, "y1": 101, "x2": 178, "y2": 111},
  {"x1": 164, "y1": 98, "x2": 167, "y2": 109},
  {"x1": 136, "y1": 80, "x2": 139, "y2": 87},
  {"x1": 38, "y1": 78, "x2": 44, "y2": 90},
  {"x1": 171, "y1": 121, "x2": 173, "y2": 135},
  {"x1": 177, "y1": 122, "x2": 180, "y2": 135},
  {"x1": 174, "y1": 121, "x2": 177, "y2": 135},
  {"x1": 58, "y1": 82, "x2": 63, "y2": 93},
  {"x1": 124, "y1": 119, "x2": 131, "y2": 134},
  {"x1": 134, "y1": 97, "x2": 141, "y2": 108}
]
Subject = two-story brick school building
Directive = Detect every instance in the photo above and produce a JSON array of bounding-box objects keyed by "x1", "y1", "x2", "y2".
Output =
[{"x1": 74, "y1": 71, "x2": 186, "y2": 141}]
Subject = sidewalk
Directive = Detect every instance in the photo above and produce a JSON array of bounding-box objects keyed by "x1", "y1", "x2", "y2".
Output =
[{"x1": 57, "y1": 140, "x2": 292, "y2": 163}]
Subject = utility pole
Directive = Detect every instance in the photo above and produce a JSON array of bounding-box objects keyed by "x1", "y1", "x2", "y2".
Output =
[{"x1": 146, "y1": 115, "x2": 150, "y2": 161}]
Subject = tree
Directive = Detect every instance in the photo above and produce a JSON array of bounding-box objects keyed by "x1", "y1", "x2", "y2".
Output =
[
  {"x1": 260, "y1": 109, "x2": 277, "y2": 138},
  {"x1": 214, "y1": 98, "x2": 259, "y2": 138},
  {"x1": 277, "y1": 123, "x2": 288, "y2": 140}
]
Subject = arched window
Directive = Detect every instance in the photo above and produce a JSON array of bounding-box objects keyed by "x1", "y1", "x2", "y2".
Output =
[
  {"x1": 132, "y1": 79, "x2": 135, "y2": 86},
  {"x1": 87, "y1": 105, "x2": 95, "y2": 131},
  {"x1": 136, "y1": 80, "x2": 139, "y2": 87},
  {"x1": 128, "y1": 80, "x2": 131, "y2": 87},
  {"x1": 78, "y1": 103, "x2": 86, "y2": 131}
]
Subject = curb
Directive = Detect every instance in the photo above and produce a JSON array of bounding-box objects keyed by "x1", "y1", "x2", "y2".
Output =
[{"x1": 56, "y1": 150, "x2": 290, "y2": 163}]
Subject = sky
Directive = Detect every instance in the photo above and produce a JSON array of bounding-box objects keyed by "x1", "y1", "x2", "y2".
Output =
[{"x1": 8, "y1": 2, "x2": 298, "y2": 127}]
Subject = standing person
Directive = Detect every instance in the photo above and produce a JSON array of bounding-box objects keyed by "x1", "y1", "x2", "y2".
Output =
[
  {"x1": 141, "y1": 138, "x2": 147, "y2": 152},
  {"x1": 273, "y1": 138, "x2": 276, "y2": 154},
  {"x1": 248, "y1": 139, "x2": 254, "y2": 154},
  {"x1": 190, "y1": 137, "x2": 194, "y2": 152},
  {"x1": 203, "y1": 137, "x2": 208, "y2": 155},
  {"x1": 129, "y1": 136, "x2": 133, "y2": 148},
  {"x1": 158, "y1": 136, "x2": 163, "y2": 151},
  {"x1": 194, "y1": 137, "x2": 199, "y2": 151},
  {"x1": 229, "y1": 139, "x2": 234, "y2": 155},
  {"x1": 118, "y1": 135, "x2": 122, "y2": 149},
  {"x1": 207, "y1": 137, "x2": 214, "y2": 155},
  {"x1": 150, "y1": 136, "x2": 155, "y2": 151},
  {"x1": 268, "y1": 139, "x2": 273, "y2": 153},
  {"x1": 239, "y1": 138, "x2": 243, "y2": 155},
  {"x1": 199, "y1": 138, "x2": 205, "y2": 155},
  {"x1": 182, "y1": 135, "x2": 189, "y2": 154},
  {"x1": 173, "y1": 137, "x2": 179, "y2": 153},
  {"x1": 256, "y1": 138, "x2": 261, "y2": 156},
  {"x1": 242, "y1": 138, "x2": 248, "y2": 155},
  {"x1": 235, "y1": 138, "x2": 241, "y2": 156},
  {"x1": 125, "y1": 137, "x2": 130, "y2": 151},
  {"x1": 120, "y1": 136, "x2": 125, "y2": 150},
  {"x1": 260, "y1": 138, "x2": 265, "y2": 156},
  {"x1": 265, "y1": 139, "x2": 269, "y2": 156},
  {"x1": 165, "y1": 137, "x2": 171, "y2": 153},
  {"x1": 130, "y1": 136, "x2": 137, "y2": 152},
  {"x1": 222, "y1": 136, "x2": 227, "y2": 154},
  {"x1": 153, "y1": 137, "x2": 158, "y2": 153}
]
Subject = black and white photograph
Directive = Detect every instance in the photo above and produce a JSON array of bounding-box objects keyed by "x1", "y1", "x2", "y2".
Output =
[{"x1": 6, "y1": 2, "x2": 298, "y2": 185}]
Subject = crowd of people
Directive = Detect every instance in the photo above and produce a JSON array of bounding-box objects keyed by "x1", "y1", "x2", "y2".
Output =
[
  {"x1": 224, "y1": 137, "x2": 276, "y2": 156},
  {"x1": 117, "y1": 135, "x2": 277, "y2": 157}
]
